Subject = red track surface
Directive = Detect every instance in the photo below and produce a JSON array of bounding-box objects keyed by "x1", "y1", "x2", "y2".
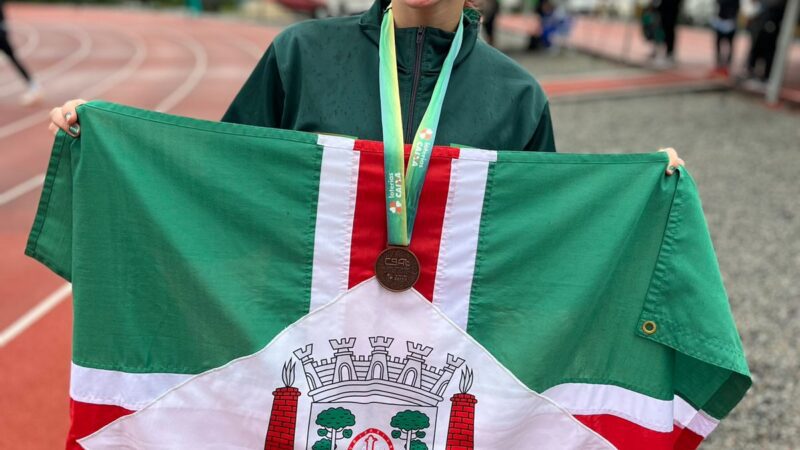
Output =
[{"x1": 0, "y1": 5, "x2": 278, "y2": 448}]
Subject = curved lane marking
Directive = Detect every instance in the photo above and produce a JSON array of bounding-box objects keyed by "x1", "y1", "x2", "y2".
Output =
[
  {"x1": 17, "y1": 23, "x2": 41, "y2": 58},
  {"x1": 0, "y1": 23, "x2": 93, "y2": 98},
  {"x1": 0, "y1": 26, "x2": 137, "y2": 140},
  {"x1": 229, "y1": 35, "x2": 264, "y2": 61},
  {"x1": 0, "y1": 29, "x2": 147, "y2": 205},
  {"x1": 1, "y1": 22, "x2": 215, "y2": 346},
  {"x1": 154, "y1": 30, "x2": 208, "y2": 113},
  {"x1": 0, "y1": 24, "x2": 40, "y2": 86},
  {"x1": 80, "y1": 29, "x2": 148, "y2": 100}
]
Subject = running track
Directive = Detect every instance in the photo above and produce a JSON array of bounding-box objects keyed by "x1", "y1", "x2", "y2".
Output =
[{"x1": 0, "y1": 5, "x2": 278, "y2": 448}]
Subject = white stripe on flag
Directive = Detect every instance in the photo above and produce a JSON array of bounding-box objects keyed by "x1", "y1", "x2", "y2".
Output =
[
  {"x1": 543, "y1": 383, "x2": 720, "y2": 436},
  {"x1": 458, "y1": 148, "x2": 498, "y2": 162},
  {"x1": 309, "y1": 135, "x2": 358, "y2": 311},
  {"x1": 69, "y1": 367, "x2": 718, "y2": 438},
  {"x1": 674, "y1": 395, "x2": 720, "y2": 437},
  {"x1": 70, "y1": 363, "x2": 191, "y2": 411},
  {"x1": 432, "y1": 151, "x2": 494, "y2": 329}
]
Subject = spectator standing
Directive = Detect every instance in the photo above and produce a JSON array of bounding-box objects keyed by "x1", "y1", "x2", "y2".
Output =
[
  {"x1": 642, "y1": 2, "x2": 665, "y2": 53},
  {"x1": 653, "y1": 0, "x2": 682, "y2": 66},
  {"x1": 710, "y1": 0, "x2": 740, "y2": 76},
  {"x1": 744, "y1": 0, "x2": 787, "y2": 84}
]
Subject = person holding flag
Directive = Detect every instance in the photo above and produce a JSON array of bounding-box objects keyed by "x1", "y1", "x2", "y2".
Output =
[
  {"x1": 47, "y1": 0, "x2": 683, "y2": 172},
  {"x1": 34, "y1": 1, "x2": 740, "y2": 448}
]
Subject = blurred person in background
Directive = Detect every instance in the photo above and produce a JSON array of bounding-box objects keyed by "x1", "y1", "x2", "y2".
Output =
[
  {"x1": 0, "y1": 0, "x2": 42, "y2": 105},
  {"x1": 48, "y1": 0, "x2": 684, "y2": 171},
  {"x1": 652, "y1": 0, "x2": 682, "y2": 66},
  {"x1": 710, "y1": 0, "x2": 740, "y2": 77},
  {"x1": 642, "y1": 1, "x2": 665, "y2": 53},
  {"x1": 536, "y1": 0, "x2": 572, "y2": 51},
  {"x1": 528, "y1": 0, "x2": 572, "y2": 52},
  {"x1": 743, "y1": 0, "x2": 786, "y2": 85},
  {"x1": 479, "y1": 0, "x2": 499, "y2": 46}
]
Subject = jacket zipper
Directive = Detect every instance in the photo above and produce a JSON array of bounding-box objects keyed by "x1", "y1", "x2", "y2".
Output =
[{"x1": 405, "y1": 26, "x2": 426, "y2": 143}]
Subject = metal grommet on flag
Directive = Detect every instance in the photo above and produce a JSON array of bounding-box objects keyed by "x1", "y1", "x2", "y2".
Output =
[{"x1": 642, "y1": 320, "x2": 657, "y2": 335}]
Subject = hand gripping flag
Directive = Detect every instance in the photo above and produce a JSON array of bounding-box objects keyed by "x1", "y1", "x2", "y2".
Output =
[{"x1": 26, "y1": 102, "x2": 750, "y2": 449}]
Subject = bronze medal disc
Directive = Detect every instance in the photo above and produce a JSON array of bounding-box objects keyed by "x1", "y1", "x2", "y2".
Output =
[{"x1": 375, "y1": 246, "x2": 420, "y2": 292}]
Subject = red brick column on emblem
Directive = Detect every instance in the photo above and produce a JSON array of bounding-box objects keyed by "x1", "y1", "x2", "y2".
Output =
[
  {"x1": 264, "y1": 386, "x2": 301, "y2": 450},
  {"x1": 445, "y1": 392, "x2": 478, "y2": 450}
]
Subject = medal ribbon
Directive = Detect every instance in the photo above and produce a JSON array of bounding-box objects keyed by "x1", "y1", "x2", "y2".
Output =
[{"x1": 379, "y1": 6, "x2": 464, "y2": 246}]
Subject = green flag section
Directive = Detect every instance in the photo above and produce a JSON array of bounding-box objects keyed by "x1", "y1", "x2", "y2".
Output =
[{"x1": 26, "y1": 101, "x2": 750, "y2": 450}]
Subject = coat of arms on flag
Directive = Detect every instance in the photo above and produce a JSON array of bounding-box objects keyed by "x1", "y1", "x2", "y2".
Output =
[
  {"x1": 77, "y1": 280, "x2": 613, "y2": 449},
  {"x1": 26, "y1": 102, "x2": 750, "y2": 449},
  {"x1": 289, "y1": 335, "x2": 465, "y2": 450}
]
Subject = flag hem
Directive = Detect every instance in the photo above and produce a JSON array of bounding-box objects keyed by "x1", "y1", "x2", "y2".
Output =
[{"x1": 24, "y1": 129, "x2": 73, "y2": 282}]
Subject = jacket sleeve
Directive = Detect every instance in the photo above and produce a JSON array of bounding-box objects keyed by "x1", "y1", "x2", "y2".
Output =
[
  {"x1": 221, "y1": 43, "x2": 285, "y2": 128},
  {"x1": 524, "y1": 101, "x2": 556, "y2": 152}
]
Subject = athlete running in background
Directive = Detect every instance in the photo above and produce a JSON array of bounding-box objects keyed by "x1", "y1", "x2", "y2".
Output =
[{"x1": 1, "y1": 0, "x2": 42, "y2": 106}]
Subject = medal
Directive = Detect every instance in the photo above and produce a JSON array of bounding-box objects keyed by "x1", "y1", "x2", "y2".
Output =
[
  {"x1": 375, "y1": 6, "x2": 464, "y2": 291},
  {"x1": 374, "y1": 246, "x2": 421, "y2": 292}
]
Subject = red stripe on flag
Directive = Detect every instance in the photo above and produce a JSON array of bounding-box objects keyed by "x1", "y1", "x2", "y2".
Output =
[
  {"x1": 674, "y1": 426, "x2": 705, "y2": 450},
  {"x1": 67, "y1": 399, "x2": 133, "y2": 449},
  {"x1": 575, "y1": 414, "x2": 704, "y2": 450},
  {"x1": 348, "y1": 140, "x2": 458, "y2": 300}
]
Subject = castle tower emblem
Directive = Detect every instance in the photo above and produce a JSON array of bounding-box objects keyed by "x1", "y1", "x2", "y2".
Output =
[{"x1": 266, "y1": 335, "x2": 475, "y2": 450}]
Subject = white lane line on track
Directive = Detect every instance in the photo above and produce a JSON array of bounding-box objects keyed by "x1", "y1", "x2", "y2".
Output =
[
  {"x1": 0, "y1": 27, "x2": 144, "y2": 140},
  {"x1": 0, "y1": 24, "x2": 93, "y2": 98},
  {"x1": 0, "y1": 25, "x2": 39, "y2": 86},
  {"x1": 0, "y1": 174, "x2": 45, "y2": 206},
  {"x1": 155, "y1": 30, "x2": 208, "y2": 112},
  {"x1": 80, "y1": 30, "x2": 148, "y2": 99},
  {"x1": 0, "y1": 25, "x2": 95, "y2": 139},
  {"x1": 2, "y1": 26, "x2": 210, "y2": 347},
  {"x1": 0, "y1": 31, "x2": 148, "y2": 204},
  {"x1": 17, "y1": 24, "x2": 40, "y2": 58},
  {"x1": 0, "y1": 112, "x2": 50, "y2": 141},
  {"x1": 0, "y1": 283, "x2": 72, "y2": 348},
  {"x1": 229, "y1": 35, "x2": 264, "y2": 61}
]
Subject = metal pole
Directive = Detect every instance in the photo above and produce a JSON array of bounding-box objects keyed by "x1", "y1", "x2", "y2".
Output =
[{"x1": 766, "y1": 0, "x2": 800, "y2": 104}]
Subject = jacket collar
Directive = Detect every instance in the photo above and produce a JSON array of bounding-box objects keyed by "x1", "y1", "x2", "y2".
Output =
[{"x1": 359, "y1": 0, "x2": 479, "y2": 68}]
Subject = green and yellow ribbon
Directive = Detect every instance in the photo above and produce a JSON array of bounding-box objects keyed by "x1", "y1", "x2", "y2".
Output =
[{"x1": 379, "y1": 6, "x2": 464, "y2": 246}]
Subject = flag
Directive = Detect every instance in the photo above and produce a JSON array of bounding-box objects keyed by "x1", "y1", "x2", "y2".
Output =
[{"x1": 27, "y1": 101, "x2": 750, "y2": 449}]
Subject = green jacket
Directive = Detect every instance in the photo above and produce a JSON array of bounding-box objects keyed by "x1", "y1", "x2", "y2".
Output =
[{"x1": 223, "y1": 0, "x2": 555, "y2": 152}]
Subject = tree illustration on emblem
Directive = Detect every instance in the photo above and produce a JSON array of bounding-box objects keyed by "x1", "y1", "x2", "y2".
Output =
[
  {"x1": 390, "y1": 410, "x2": 431, "y2": 450},
  {"x1": 311, "y1": 439, "x2": 333, "y2": 450},
  {"x1": 313, "y1": 407, "x2": 355, "y2": 450}
]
